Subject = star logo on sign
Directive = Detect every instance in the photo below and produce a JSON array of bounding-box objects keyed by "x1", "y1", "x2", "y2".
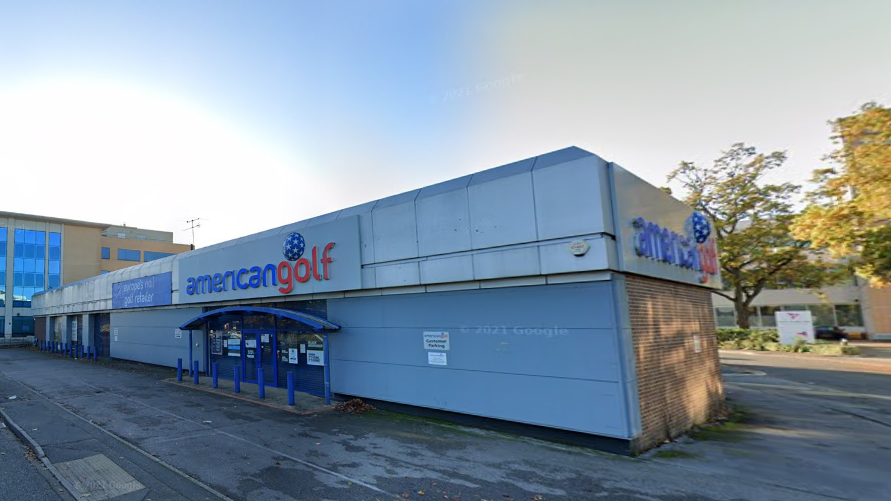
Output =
[{"x1": 282, "y1": 232, "x2": 306, "y2": 261}]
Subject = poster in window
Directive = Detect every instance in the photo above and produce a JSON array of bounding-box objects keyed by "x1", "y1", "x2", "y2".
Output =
[
  {"x1": 211, "y1": 334, "x2": 223, "y2": 355},
  {"x1": 288, "y1": 348, "x2": 299, "y2": 364},
  {"x1": 306, "y1": 350, "x2": 324, "y2": 366}
]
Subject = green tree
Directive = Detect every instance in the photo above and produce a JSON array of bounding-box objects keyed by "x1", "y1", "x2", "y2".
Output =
[
  {"x1": 669, "y1": 143, "x2": 841, "y2": 329},
  {"x1": 794, "y1": 103, "x2": 891, "y2": 284}
]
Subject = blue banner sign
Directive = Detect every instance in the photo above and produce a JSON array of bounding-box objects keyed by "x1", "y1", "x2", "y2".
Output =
[{"x1": 112, "y1": 272, "x2": 173, "y2": 309}]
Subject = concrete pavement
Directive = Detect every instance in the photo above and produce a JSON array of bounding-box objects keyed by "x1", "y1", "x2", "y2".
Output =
[{"x1": 1, "y1": 346, "x2": 885, "y2": 501}]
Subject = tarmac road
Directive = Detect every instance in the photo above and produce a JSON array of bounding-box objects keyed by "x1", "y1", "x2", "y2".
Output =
[{"x1": 1, "y1": 347, "x2": 887, "y2": 501}]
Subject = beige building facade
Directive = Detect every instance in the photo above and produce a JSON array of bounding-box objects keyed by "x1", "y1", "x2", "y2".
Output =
[
  {"x1": 0, "y1": 211, "x2": 190, "y2": 338},
  {"x1": 711, "y1": 281, "x2": 890, "y2": 340}
]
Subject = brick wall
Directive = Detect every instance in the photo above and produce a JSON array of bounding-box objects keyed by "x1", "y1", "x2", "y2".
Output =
[{"x1": 625, "y1": 274, "x2": 724, "y2": 452}]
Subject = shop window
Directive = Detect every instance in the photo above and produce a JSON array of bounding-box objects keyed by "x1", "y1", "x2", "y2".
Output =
[
  {"x1": 835, "y1": 304, "x2": 864, "y2": 327},
  {"x1": 101, "y1": 247, "x2": 110, "y2": 259},
  {"x1": 118, "y1": 249, "x2": 140, "y2": 261},
  {"x1": 12, "y1": 316, "x2": 35, "y2": 337},
  {"x1": 759, "y1": 306, "x2": 781, "y2": 328},
  {"x1": 714, "y1": 307, "x2": 736, "y2": 328},
  {"x1": 808, "y1": 304, "x2": 836, "y2": 326},
  {"x1": 144, "y1": 251, "x2": 174, "y2": 262}
]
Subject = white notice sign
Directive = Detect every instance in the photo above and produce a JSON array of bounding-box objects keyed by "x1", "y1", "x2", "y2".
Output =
[
  {"x1": 114, "y1": 327, "x2": 118, "y2": 342},
  {"x1": 174, "y1": 329, "x2": 182, "y2": 339},
  {"x1": 72, "y1": 319, "x2": 78, "y2": 341},
  {"x1": 288, "y1": 348, "x2": 299, "y2": 364},
  {"x1": 423, "y1": 331, "x2": 450, "y2": 351},
  {"x1": 261, "y1": 334, "x2": 270, "y2": 343},
  {"x1": 306, "y1": 350, "x2": 324, "y2": 366},
  {"x1": 776, "y1": 311, "x2": 815, "y2": 345},
  {"x1": 245, "y1": 339, "x2": 257, "y2": 348},
  {"x1": 428, "y1": 352, "x2": 447, "y2": 366}
]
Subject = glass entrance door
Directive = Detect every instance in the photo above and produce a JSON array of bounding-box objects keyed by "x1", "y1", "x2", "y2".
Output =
[{"x1": 243, "y1": 330, "x2": 276, "y2": 386}]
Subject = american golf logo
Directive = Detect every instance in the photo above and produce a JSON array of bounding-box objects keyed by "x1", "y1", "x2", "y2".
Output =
[
  {"x1": 184, "y1": 232, "x2": 336, "y2": 297},
  {"x1": 632, "y1": 211, "x2": 719, "y2": 283}
]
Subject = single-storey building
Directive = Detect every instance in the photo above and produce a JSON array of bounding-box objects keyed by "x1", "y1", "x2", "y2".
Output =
[{"x1": 33, "y1": 146, "x2": 724, "y2": 454}]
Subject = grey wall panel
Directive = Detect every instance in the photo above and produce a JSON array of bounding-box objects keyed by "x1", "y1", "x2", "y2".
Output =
[
  {"x1": 329, "y1": 282, "x2": 617, "y2": 329},
  {"x1": 419, "y1": 255, "x2": 474, "y2": 284},
  {"x1": 469, "y1": 173, "x2": 538, "y2": 249},
  {"x1": 533, "y1": 156, "x2": 610, "y2": 240},
  {"x1": 539, "y1": 237, "x2": 611, "y2": 275},
  {"x1": 331, "y1": 362, "x2": 627, "y2": 436},
  {"x1": 332, "y1": 326, "x2": 619, "y2": 381},
  {"x1": 472, "y1": 247, "x2": 540, "y2": 280},
  {"x1": 416, "y1": 189, "x2": 472, "y2": 256},
  {"x1": 326, "y1": 282, "x2": 629, "y2": 436},
  {"x1": 374, "y1": 262, "x2": 421, "y2": 288},
  {"x1": 372, "y1": 202, "x2": 420, "y2": 262},
  {"x1": 110, "y1": 308, "x2": 203, "y2": 369},
  {"x1": 338, "y1": 201, "x2": 377, "y2": 265}
]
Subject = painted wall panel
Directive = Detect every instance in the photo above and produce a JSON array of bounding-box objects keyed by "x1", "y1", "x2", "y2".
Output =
[
  {"x1": 533, "y1": 156, "x2": 611, "y2": 239},
  {"x1": 331, "y1": 362, "x2": 626, "y2": 436},
  {"x1": 539, "y1": 237, "x2": 611, "y2": 275},
  {"x1": 416, "y1": 189, "x2": 472, "y2": 256},
  {"x1": 327, "y1": 282, "x2": 629, "y2": 437},
  {"x1": 419, "y1": 255, "x2": 474, "y2": 284},
  {"x1": 468, "y1": 173, "x2": 538, "y2": 249},
  {"x1": 372, "y1": 202, "x2": 420, "y2": 262},
  {"x1": 374, "y1": 262, "x2": 421, "y2": 288},
  {"x1": 472, "y1": 247, "x2": 540, "y2": 280},
  {"x1": 110, "y1": 308, "x2": 202, "y2": 369}
]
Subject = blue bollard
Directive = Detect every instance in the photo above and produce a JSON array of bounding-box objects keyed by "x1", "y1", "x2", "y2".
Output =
[
  {"x1": 287, "y1": 372, "x2": 295, "y2": 406},
  {"x1": 212, "y1": 363, "x2": 218, "y2": 389},
  {"x1": 193, "y1": 361, "x2": 199, "y2": 384},
  {"x1": 234, "y1": 365, "x2": 241, "y2": 393},
  {"x1": 258, "y1": 368, "x2": 265, "y2": 399},
  {"x1": 177, "y1": 358, "x2": 183, "y2": 382}
]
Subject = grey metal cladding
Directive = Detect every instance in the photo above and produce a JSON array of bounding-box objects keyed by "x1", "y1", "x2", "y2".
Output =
[
  {"x1": 416, "y1": 187, "x2": 472, "y2": 256},
  {"x1": 533, "y1": 155, "x2": 611, "y2": 239},
  {"x1": 417, "y1": 174, "x2": 473, "y2": 199},
  {"x1": 469, "y1": 169, "x2": 538, "y2": 249},
  {"x1": 530, "y1": 146, "x2": 596, "y2": 170},
  {"x1": 373, "y1": 200, "x2": 420, "y2": 262},
  {"x1": 327, "y1": 282, "x2": 629, "y2": 436},
  {"x1": 110, "y1": 308, "x2": 202, "y2": 369}
]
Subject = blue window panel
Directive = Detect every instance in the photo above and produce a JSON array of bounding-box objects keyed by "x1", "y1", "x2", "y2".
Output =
[
  {"x1": 13, "y1": 273, "x2": 22, "y2": 286},
  {"x1": 35, "y1": 244, "x2": 45, "y2": 259},
  {"x1": 118, "y1": 249, "x2": 140, "y2": 261},
  {"x1": 101, "y1": 247, "x2": 110, "y2": 259},
  {"x1": 35, "y1": 258, "x2": 44, "y2": 270},
  {"x1": 48, "y1": 275, "x2": 60, "y2": 289},
  {"x1": 0, "y1": 272, "x2": 5, "y2": 282},
  {"x1": 49, "y1": 232, "x2": 61, "y2": 247},
  {"x1": 13, "y1": 258, "x2": 23, "y2": 271},
  {"x1": 49, "y1": 246, "x2": 61, "y2": 260},
  {"x1": 24, "y1": 230, "x2": 35, "y2": 245},
  {"x1": 23, "y1": 260, "x2": 35, "y2": 273},
  {"x1": 13, "y1": 242, "x2": 23, "y2": 257},
  {"x1": 144, "y1": 251, "x2": 174, "y2": 262},
  {"x1": 23, "y1": 274, "x2": 34, "y2": 287},
  {"x1": 12, "y1": 316, "x2": 34, "y2": 336},
  {"x1": 24, "y1": 243, "x2": 34, "y2": 258},
  {"x1": 35, "y1": 274, "x2": 44, "y2": 288},
  {"x1": 49, "y1": 261, "x2": 60, "y2": 274}
]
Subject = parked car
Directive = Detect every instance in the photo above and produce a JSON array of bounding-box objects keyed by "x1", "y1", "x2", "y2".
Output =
[{"x1": 815, "y1": 326, "x2": 848, "y2": 341}]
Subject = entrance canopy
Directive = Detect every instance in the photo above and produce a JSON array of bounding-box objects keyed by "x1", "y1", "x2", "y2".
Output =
[{"x1": 178, "y1": 306, "x2": 340, "y2": 332}]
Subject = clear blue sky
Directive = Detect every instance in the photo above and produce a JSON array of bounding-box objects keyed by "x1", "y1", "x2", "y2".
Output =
[{"x1": 1, "y1": 1, "x2": 889, "y2": 246}]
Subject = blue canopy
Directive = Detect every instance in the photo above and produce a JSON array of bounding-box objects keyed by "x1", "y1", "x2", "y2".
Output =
[{"x1": 178, "y1": 306, "x2": 340, "y2": 332}]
